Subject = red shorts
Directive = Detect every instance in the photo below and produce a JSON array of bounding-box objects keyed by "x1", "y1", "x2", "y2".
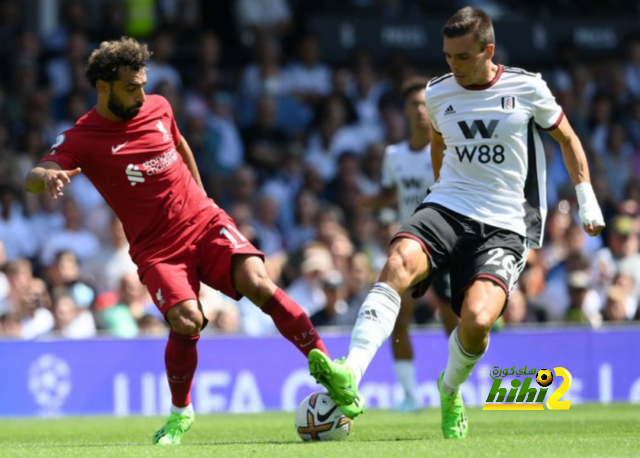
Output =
[{"x1": 140, "y1": 210, "x2": 264, "y2": 317}]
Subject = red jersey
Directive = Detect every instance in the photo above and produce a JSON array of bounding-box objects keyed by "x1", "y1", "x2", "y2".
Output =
[{"x1": 40, "y1": 95, "x2": 218, "y2": 273}]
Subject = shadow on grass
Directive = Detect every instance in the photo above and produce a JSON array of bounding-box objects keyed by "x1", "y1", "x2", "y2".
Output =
[{"x1": 9, "y1": 436, "x2": 436, "y2": 448}]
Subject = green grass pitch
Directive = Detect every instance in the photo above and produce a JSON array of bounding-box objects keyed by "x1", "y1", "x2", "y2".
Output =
[{"x1": 1, "y1": 404, "x2": 638, "y2": 458}]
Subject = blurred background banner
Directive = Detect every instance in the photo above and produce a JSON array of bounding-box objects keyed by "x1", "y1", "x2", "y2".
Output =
[
  {"x1": 308, "y1": 16, "x2": 640, "y2": 65},
  {"x1": 2, "y1": 327, "x2": 638, "y2": 417}
]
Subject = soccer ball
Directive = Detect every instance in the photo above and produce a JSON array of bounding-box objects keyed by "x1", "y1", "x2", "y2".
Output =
[
  {"x1": 295, "y1": 392, "x2": 353, "y2": 441},
  {"x1": 536, "y1": 369, "x2": 553, "y2": 387}
]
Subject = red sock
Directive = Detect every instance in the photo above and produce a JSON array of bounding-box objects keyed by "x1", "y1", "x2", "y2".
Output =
[
  {"x1": 165, "y1": 331, "x2": 199, "y2": 408},
  {"x1": 262, "y1": 288, "x2": 329, "y2": 357}
]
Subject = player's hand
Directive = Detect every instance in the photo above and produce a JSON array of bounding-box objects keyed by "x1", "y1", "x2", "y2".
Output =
[
  {"x1": 575, "y1": 182, "x2": 605, "y2": 237},
  {"x1": 44, "y1": 168, "x2": 81, "y2": 199}
]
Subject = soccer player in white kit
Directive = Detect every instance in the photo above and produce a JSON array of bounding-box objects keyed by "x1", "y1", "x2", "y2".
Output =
[
  {"x1": 362, "y1": 77, "x2": 458, "y2": 412},
  {"x1": 309, "y1": 6, "x2": 605, "y2": 438}
]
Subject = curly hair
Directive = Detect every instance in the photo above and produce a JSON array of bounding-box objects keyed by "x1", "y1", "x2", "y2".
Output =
[{"x1": 85, "y1": 37, "x2": 152, "y2": 87}]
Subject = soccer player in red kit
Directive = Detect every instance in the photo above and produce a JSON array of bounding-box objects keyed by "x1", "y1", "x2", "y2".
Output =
[{"x1": 25, "y1": 37, "x2": 329, "y2": 445}]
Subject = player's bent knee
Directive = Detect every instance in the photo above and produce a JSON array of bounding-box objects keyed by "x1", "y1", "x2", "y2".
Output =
[
  {"x1": 461, "y1": 306, "x2": 494, "y2": 336},
  {"x1": 167, "y1": 300, "x2": 203, "y2": 335}
]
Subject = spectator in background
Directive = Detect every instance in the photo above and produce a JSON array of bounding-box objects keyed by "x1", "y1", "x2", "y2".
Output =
[
  {"x1": 99, "y1": 272, "x2": 154, "y2": 338},
  {"x1": 348, "y1": 62, "x2": 387, "y2": 144},
  {"x1": 591, "y1": 214, "x2": 640, "y2": 306},
  {"x1": 284, "y1": 34, "x2": 332, "y2": 106},
  {"x1": 602, "y1": 285, "x2": 629, "y2": 322},
  {"x1": 28, "y1": 193, "x2": 65, "y2": 253},
  {"x1": 54, "y1": 91, "x2": 90, "y2": 137},
  {"x1": 252, "y1": 194, "x2": 285, "y2": 256},
  {"x1": 358, "y1": 142, "x2": 385, "y2": 197},
  {"x1": 85, "y1": 215, "x2": 137, "y2": 294},
  {"x1": 235, "y1": 0, "x2": 293, "y2": 48},
  {"x1": 311, "y1": 270, "x2": 357, "y2": 326},
  {"x1": 260, "y1": 144, "x2": 305, "y2": 229},
  {"x1": 205, "y1": 91, "x2": 244, "y2": 175},
  {"x1": 286, "y1": 244, "x2": 334, "y2": 316},
  {"x1": 240, "y1": 36, "x2": 290, "y2": 99},
  {"x1": 285, "y1": 189, "x2": 320, "y2": 253},
  {"x1": 0, "y1": 311, "x2": 21, "y2": 337},
  {"x1": 44, "y1": 0, "x2": 89, "y2": 53},
  {"x1": 145, "y1": 29, "x2": 183, "y2": 94},
  {"x1": 0, "y1": 186, "x2": 38, "y2": 261},
  {"x1": 564, "y1": 270, "x2": 600, "y2": 326},
  {"x1": 49, "y1": 288, "x2": 96, "y2": 338},
  {"x1": 602, "y1": 123, "x2": 635, "y2": 202},
  {"x1": 46, "y1": 31, "x2": 90, "y2": 100},
  {"x1": 137, "y1": 313, "x2": 167, "y2": 336},
  {"x1": 241, "y1": 95, "x2": 289, "y2": 177},
  {"x1": 304, "y1": 93, "x2": 362, "y2": 181},
  {"x1": 589, "y1": 95, "x2": 613, "y2": 156},
  {"x1": 17, "y1": 279, "x2": 54, "y2": 339},
  {"x1": 45, "y1": 250, "x2": 96, "y2": 310},
  {"x1": 3, "y1": 258, "x2": 33, "y2": 312},
  {"x1": 39, "y1": 198, "x2": 100, "y2": 267},
  {"x1": 545, "y1": 251, "x2": 601, "y2": 322},
  {"x1": 199, "y1": 284, "x2": 241, "y2": 334}
]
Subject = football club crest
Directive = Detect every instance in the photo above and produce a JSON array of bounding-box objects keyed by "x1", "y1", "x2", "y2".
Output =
[{"x1": 501, "y1": 96, "x2": 516, "y2": 111}]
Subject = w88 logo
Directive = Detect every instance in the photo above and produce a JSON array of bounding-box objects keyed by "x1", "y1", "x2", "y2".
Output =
[{"x1": 455, "y1": 145, "x2": 505, "y2": 164}]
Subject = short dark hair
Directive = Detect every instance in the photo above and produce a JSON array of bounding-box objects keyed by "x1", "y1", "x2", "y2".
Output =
[
  {"x1": 441, "y1": 7, "x2": 495, "y2": 50},
  {"x1": 85, "y1": 37, "x2": 152, "y2": 87},
  {"x1": 400, "y1": 76, "x2": 430, "y2": 100}
]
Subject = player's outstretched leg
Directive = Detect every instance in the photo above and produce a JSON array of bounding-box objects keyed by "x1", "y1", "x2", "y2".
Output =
[
  {"x1": 439, "y1": 280, "x2": 503, "y2": 438},
  {"x1": 233, "y1": 255, "x2": 329, "y2": 357},
  {"x1": 308, "y1": 349, "x2": 365, "y2": 418},
  {"x1": 438, "y1": 370, "x2": 468, "y2": 439},
  {"x1": 153, "y1": 404, "x2": 195, "y2": 445},
  {"x1": 155, "y1": 303, "x2": 203, "y2": 445}
]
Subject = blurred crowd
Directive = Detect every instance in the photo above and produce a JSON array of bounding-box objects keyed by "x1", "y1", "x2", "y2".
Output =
[{"x1": 1, "y1": 0, "x2": 640, "y2": 339}]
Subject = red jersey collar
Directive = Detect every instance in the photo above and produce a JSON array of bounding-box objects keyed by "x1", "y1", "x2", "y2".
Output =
[{"x1": 462, "y1": 64, "x2": 503, "y2": 91}]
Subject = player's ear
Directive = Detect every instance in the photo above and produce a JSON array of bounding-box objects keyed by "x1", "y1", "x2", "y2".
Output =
[
  {"x1": 96, "y1": 79, "x2": 110, "y2": 95},
  {"x1": 484, "y1": 43, "x2": 495, "y2": 60}
]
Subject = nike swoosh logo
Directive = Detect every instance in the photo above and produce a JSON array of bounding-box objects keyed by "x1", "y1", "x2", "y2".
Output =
[
  {"x1": 316, "y1": 405, "x2": 338, "y2": 422},
  {"x1": 300, "y1": 338, "x2": 316, "y2": 348},
  {"x1": 112, "y1": 141, "x2": 129, "y2": 153}
]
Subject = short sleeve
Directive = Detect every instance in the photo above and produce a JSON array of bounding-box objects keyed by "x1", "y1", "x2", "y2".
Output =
[
  {"x1": 380, "y1": 147, "x2": 396, "y2": 189},
  {"x1": 533, "y1": 75, "x2": 564, "y2": 130},
  {"x1": 425, "y1": 82, "x2": 441, "y2": 134},
  {"x1": 39, "y1": 133, "x2": 81, "y2": 170},
  {"x1": 161, "y1": 97, "x2": 182, "y2": 145}
]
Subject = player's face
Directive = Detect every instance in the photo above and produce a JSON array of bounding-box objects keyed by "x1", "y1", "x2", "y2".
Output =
[
  {"x1": 108, "y1": 67, "x2": 147, "y2": 120},
  {"x1": 443, "y1": 33, "x2": 493, "y2": 86},
  {"x1": 405, "y1": 88, "x2": 429, "y2": 129}
]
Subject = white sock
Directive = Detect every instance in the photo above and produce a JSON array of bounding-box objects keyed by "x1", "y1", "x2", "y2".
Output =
[
  {"x1": 171, "y1": 403, "x2": 194, "y2": 416},
  {"x1": 442, "y1": 327, "x2": 487, "y2": 396},
  {"x1": 346, "y1": 282, "x2": 401, "y2": 385},
  {"x1": 394, "y1": 360, "x2": 419, "y2": 403}
]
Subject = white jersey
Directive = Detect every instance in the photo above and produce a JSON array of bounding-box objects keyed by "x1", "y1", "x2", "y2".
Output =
[
  {"x1": 424, "y1": 65, "x2": 563, "y2": 248},
  {"x1": 381, "y1": 141, "x2": 433, "y2": 223}
]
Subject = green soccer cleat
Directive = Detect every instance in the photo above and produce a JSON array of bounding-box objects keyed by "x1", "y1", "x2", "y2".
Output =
[
  {"x1": 153, "y1": 410, "x2": 194, "y2": 445},
  {"x1": 308, "y1": 349, "x2": 365, "y2": 419},
  {"x1": 438, "y1": 371, "x2": 468, "y2": 439}
]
